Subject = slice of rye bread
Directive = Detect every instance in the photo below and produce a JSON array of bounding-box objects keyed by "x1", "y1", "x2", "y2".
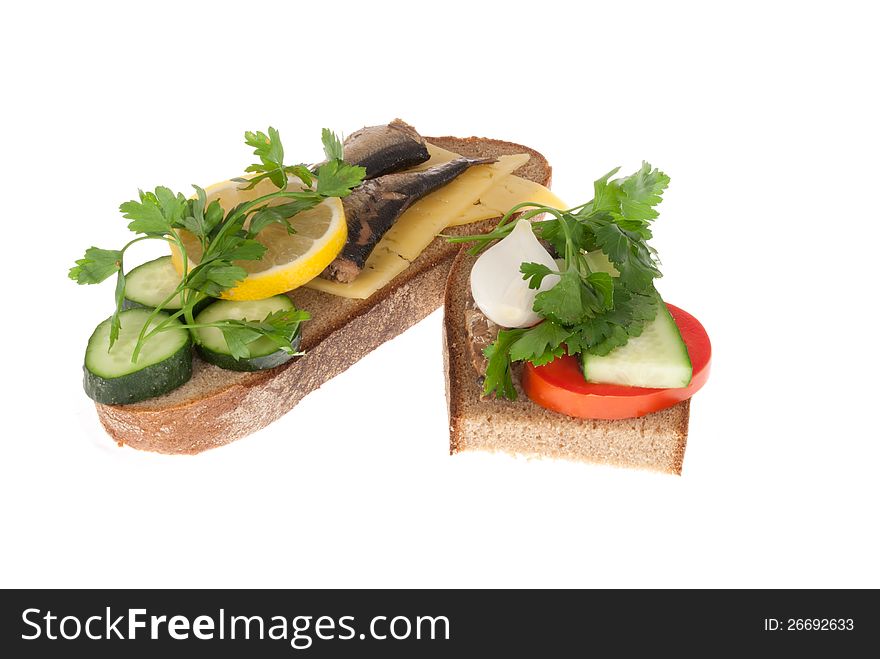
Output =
[
  {"x1": 95, "y1": 136, "x2": 553, "y2": 455},
  {"x1": 443, "y1": 249, "x2": 691, "y2": 475}
]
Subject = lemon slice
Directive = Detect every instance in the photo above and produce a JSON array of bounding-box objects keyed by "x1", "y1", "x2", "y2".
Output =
[{"x1": 170, "y1": 177, "x2": 346, "y2": 301}]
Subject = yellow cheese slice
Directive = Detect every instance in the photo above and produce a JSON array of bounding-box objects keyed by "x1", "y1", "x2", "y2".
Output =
[
  {"x1": 304, "y1": 153, "x2": 529, "y2": 299},
  {"x1": 380, "y1": 153, "x2": 530, "y2": 261},
  {"x1": 423, "y1": 142, "x2": 566, "y2": 225},
  {"x1": 446, "y1": 175, "x2": 567, "y2": 227},
  {"x1": 393, "y1": 142, "x2": 566, "y2": 227},
  {"x1": 406, "y1": 142, "x2": 460, "y2": 170}
]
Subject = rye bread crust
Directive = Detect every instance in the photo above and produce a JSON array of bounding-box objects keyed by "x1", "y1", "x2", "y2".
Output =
[
  {"x1": 442, "y1": 249, "x2": 691, "y2": 475},
  {"x1": 95, "y1": 136, "x2": 552, "y2": 454}
]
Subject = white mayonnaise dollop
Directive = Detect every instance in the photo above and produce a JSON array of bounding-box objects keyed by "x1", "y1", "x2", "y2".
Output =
[{"x1": 469, "y1": 219, "x2": 560, "y2": 328}]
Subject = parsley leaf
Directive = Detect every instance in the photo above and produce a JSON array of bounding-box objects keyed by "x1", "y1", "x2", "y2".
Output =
[
  {"x1": 179, "y1": 185, "x2": 225, "y2": 246},
  {"x1": 241, "y1": 127, "x2": 313, "y2": 190},
  {"x1": 482, "y1": 329, "x2": 526, "y2": 399},
  {"x1": 185, "y1": 261, "x2": 248, "y2": 298},
  {"x1": 220, "y1": 238, "x2": 267, "y2": 262},
  {"x1": 531, "y1": 270, "x2": 584, "y2": 325},
  {"x1": 520, "y1": 262, "x2": 558, "y2": 289},
  {"x1": 587, "y1": 271, "x2": 615, "y2": 309},
  {"x1": 587, "y1": 162, "x2": 668, "y2": 224},
  {"x1": 321, "y1": 128, "x2": 344, "y2": 161},
  {"x1": 538, "y1": 215, "x2": 589, "y2": 258},
  {"x1": 217, "y1": 308, "x2": 311, "y2": 360},
  {"x1": 247, "y1": 194, "x2": 322, "y2": 237},
  {"x1": 587, "y1": 217, "x2": 661, "y2": 292},
  {"x1": 509, "y1": 321, "x2": 571, "y2": 365},
  {"x1": 315, "y1": 159, "x2": 366, "y2": 197},
  {"x1": 619, "y1": 161, "x2": 670, "y2": 221},
  {"x1": 249, "y1": 308, "x2": 311, "y2": 353},
  {"x1": 567, "y1": 287, "x2": 659, "y2": 356},
  {"x1": 120, "y1": 187, "x2": 187, "y2": 235},
  {"x1": 69, "y1": 247, "x2": 122, "y2": 284},
  {"x1": 533, "y1": 269, "x2": 607, "y2": 326},
  {"x1": 219, "y1": 325, "x2": 254, "y2": 361},
  {"x1": 243, "y1": 127, "x2": 287, "y2": 189},
  {"x1": 591, "y1": 167, "x2": 622, "y2": 213},
  {"x1": 69, "y1": 246, "x2": 128, "y2": 346}
]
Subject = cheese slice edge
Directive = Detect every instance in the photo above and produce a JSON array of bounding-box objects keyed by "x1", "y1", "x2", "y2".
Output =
[
  {"x1": 445, "y1": 175, "x2": 567, "y2": 227},
  {"x1": 379, "y1": 153, "x2": 530, "y2": 261},
  {"x1": 304, "y1": 153, "x2": 529, "y2": 299}
]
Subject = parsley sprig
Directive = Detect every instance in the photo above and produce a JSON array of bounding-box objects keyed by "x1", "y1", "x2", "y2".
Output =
[
  {"x1": 447, "y1": 162, "x2": 669, "y2": 399},
  {"x1": 70, "y1": 128, "x2": 365, "y2": 362}
]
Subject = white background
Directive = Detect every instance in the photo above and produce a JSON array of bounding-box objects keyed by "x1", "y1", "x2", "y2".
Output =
[{"x1": 1, "y1": 0, "x2": 878, "y2": 588}]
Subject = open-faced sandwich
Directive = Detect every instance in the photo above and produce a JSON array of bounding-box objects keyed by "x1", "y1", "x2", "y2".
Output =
[
  {"x1": 71, "y1": 120, "x2": 561, "y2": 453},
  {"x1": 443, "y1": 164, "x2": 711, "y2": 474}
]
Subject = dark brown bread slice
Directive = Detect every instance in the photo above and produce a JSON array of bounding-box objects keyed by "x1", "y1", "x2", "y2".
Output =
[
  {"x1": 443, "y1": 249, "x2": 691, "y2": 475},
  {"x1": 95, "y1": 136, "x2": 552, "y2": 454}
]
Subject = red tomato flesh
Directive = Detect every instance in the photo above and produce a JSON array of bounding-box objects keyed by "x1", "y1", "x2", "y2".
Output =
[{"x1": 522, "y1": 304, "x2": 711, "y2": 420}]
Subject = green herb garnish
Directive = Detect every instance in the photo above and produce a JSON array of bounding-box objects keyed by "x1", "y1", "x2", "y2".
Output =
[
  {"x1": 70, "y1": 127, "x2": 365, "y2": 361},
  {"x1": 447, "y1": 162, "x2": 669, "y2": 399}
]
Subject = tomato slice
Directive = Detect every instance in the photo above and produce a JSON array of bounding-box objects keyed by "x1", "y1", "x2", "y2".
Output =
[{"x1": 522, "y1": 304, "x2": 711, "y2": 420}]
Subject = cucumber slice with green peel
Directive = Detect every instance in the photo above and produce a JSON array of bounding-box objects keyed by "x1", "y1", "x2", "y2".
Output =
[
  {"x1": 581, "y1": 302, "x2": 692, "y2": 388},
  {"x1": 122, "y1": 256, "x2": 211, "y2": 313},
  {"x1": 193, "y1": 296, "x2": 301, "y2": 372},
  {"x1": 84, "y1": 308, "x2": 193, "y2": 404},
  {"x1": 122, "y1": 256, "x2": 183, "y2": 310}
]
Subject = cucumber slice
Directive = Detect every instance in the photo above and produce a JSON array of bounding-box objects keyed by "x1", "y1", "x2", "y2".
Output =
[
  {"x1": 193, "y1": 296, "x2": 301, "y2": 372},
  {"x1": 122, "y1": 256, "x2": 183, "y2": 310},
  {"x1": 122, "y1": 256, "x2": 211, "y2": 313},
  {"x1": 581, "y1": 302, "x2": 692, "y2": 388},
  {"x1": 84, "y1": 308, "x2": 192, "y2": 404}
]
